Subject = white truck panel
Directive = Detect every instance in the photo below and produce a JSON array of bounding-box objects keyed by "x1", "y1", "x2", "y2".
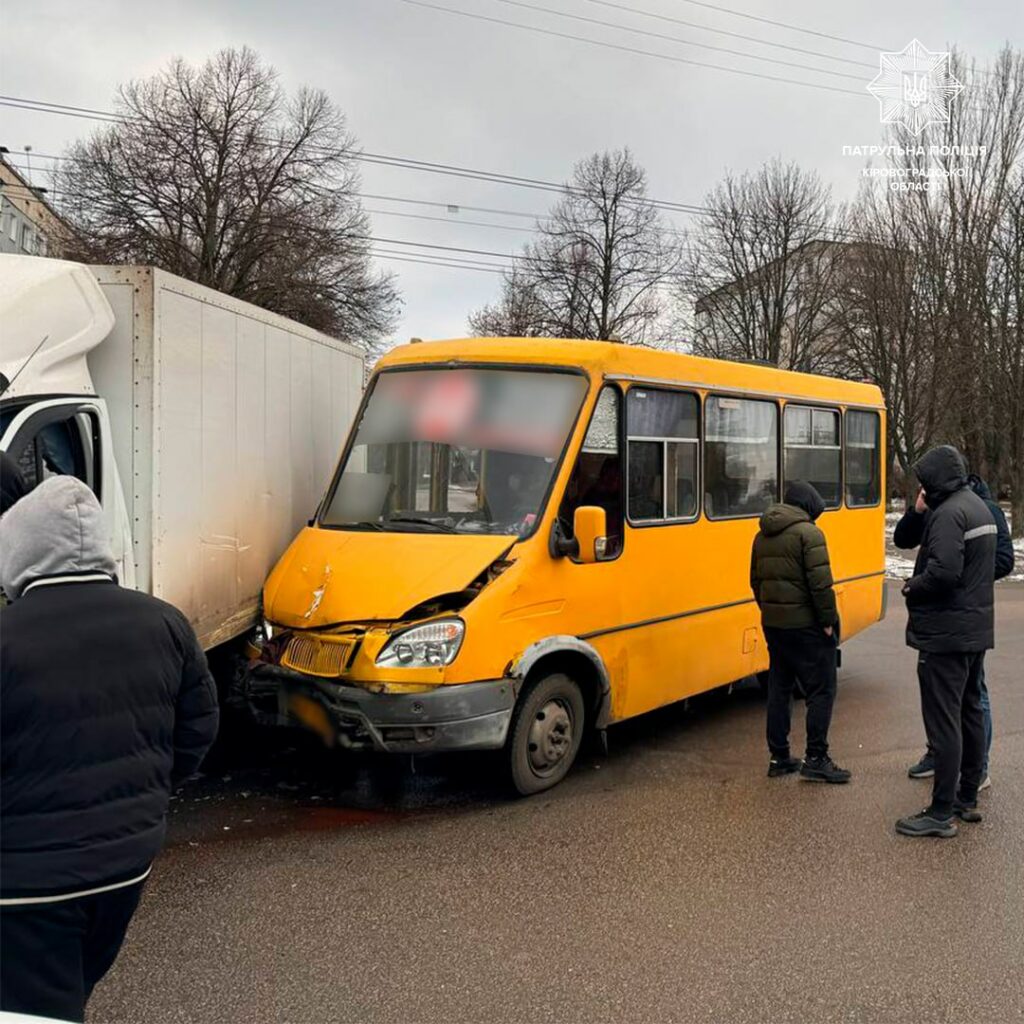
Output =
[
  {"x1": 86, "y1": 267, "x2": 362, "y2": 649},
  {"x1": 0, "y1": 255, "x2": 114, "y2": 398}
]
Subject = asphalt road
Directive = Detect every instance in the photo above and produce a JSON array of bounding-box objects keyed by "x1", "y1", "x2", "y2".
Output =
[{"x1": 90, "y1": 584, "x2": 1024, "y2": 1024}]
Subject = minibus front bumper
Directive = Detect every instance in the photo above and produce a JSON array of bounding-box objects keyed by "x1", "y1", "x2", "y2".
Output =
[{"x1": 244, "y1": 665, "x2": 517, "y2": 753}]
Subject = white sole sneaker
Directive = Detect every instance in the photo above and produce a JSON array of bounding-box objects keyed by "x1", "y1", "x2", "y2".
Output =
[{"x1": 979, "y1": 775, "x2": 992, "y2": 791}]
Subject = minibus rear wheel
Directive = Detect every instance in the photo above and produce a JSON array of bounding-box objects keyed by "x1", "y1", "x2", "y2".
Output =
[{"x1": 506, "y1": 672, "x2": 585, "y2": 796}]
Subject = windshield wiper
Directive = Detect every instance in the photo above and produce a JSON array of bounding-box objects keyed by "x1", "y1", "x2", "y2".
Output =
[
  {"x1": 329, "y1": 520, "x2": 385, "y2": 531},
  {"x1": 384, "y1": 516, "x2": 456, "y2": 533}
]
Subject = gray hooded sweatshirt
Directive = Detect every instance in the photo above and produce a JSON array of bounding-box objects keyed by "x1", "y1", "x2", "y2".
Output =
[
  {"x1": 0, "y1": 475, "x2": 218, "y2": 901},
  {"x1": 0, "y1": 475, "x2": 117, "y2": 599}
]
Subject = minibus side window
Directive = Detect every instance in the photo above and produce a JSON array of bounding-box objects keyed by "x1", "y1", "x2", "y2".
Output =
[
  {"x1": 784, "y1": 405, "x2": 841, "y2": 509},
  {"x1": 626, "y1": 388, "x2": 699, "y2": 523},
  {"x1": 559, "y1": 387, "x2": 623, "y2": 557},
  {"x1": 845, "y1": 409, "x2": 881, "y2": 507},
  {"x1": 704, "y1": 396, "x2": 778, "y2": 519}
]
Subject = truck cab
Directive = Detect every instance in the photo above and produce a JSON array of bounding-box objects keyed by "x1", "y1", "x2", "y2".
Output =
[{"x1": 0, "y1": 256, "x2": 135, "y2": 584}]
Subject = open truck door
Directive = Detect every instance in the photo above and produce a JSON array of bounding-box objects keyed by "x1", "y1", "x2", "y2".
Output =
[{"x1": 0, "y1": 396, "x2": 135, "y2": 589}]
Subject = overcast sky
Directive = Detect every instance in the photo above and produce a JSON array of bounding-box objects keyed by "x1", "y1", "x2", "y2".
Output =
[{"x1": 2, "y1": 0, "x2": 1021, "y2": 344}]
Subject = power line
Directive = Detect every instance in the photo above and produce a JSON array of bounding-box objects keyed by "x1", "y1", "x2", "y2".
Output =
[
  {"x1": 3, "y1": 151, "x2": 549, "y2": 220},
  {"x1": 397, "y1": 0, "x2": 866, "y2": 96},
  {"x1": 365, "y1": 208, "x2": 535, "y2": 232},
  {"x1": 590, "y1": 0, "x2": 996, "y2": 78},
  {"x1": 495, "y1": 0, "x2": 865, "y2": 79},
  {"x1": 0, "y1": 171, "x2": 863, "y2": 260},
  {"x1": 659, "y1": 0, "x2": 886, "y2": 52},
  {"x1": 370, "y1": 250, "x2": 509, "y2": 273},
  {"x1": 584, "y1": 0, "x2": 875, "y2": 68},
  {"x1": 359, "y1": 193, "x2": 542, "y2": 220},
  {"x1": 0, "y1": 95, "x2": 713, "y2": 214},
  {"x1": 374, "y1": 248, "x2": 507, "y2": 269}
]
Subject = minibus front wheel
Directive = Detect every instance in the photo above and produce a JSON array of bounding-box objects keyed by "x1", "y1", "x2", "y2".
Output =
[{"x1": 506, "y1": 673, "x2": 585, "y2": 796}]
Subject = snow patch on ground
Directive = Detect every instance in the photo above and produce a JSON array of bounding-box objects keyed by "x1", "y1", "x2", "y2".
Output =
[
  {"x1": 883, "y1": 504, "x2": 1022, "y2": 582},
  {"x1": 885, "y1": 554, "x2": 915, "y2": 580}
]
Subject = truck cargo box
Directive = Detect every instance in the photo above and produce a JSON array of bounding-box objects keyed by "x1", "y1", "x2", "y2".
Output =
[
  {"x1": 89, "y1": 267, "x2": 364, "y2": 648},
  {"x1": 0, "y1": 257, "x2": 364, "y2": 650}
]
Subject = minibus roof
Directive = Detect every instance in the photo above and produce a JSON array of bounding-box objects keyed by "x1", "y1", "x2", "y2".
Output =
[{"x1": 377, "y1": 337, "x2": 885, "y2": 409}]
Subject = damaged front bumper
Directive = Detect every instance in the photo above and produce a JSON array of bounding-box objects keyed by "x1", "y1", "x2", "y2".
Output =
[{"x1": 243, "y1": 664, "x2": 517, "y2": 753}]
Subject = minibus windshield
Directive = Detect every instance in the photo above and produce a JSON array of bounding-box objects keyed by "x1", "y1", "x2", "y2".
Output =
[{"x1": 321, "y1": 366, "x2": 588, "y2": 536}]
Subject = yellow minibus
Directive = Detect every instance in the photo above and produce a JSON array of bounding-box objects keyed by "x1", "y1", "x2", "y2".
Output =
[{"x1": 245, "y1": 338, "x2": 886, "y2": 794}]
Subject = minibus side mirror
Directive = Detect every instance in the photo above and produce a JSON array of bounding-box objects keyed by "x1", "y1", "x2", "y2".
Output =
[{"x1": 573, "y1": 506, "x2": 608, "y2": 564}]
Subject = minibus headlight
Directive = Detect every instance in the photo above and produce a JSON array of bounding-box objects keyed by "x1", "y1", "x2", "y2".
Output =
[{"x1": 376, "y1": 620, "x2": 465, "y2": 668}]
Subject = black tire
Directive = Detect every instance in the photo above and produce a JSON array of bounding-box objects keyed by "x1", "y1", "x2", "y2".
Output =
[{"x1": 506, "y1": 672, "x2": 585, "y2": 796}]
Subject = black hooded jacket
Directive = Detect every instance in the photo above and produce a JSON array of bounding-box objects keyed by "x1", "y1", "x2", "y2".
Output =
[
  {"x1": 894, "y1": 474, "x2": 1015, "y2": 581},
  {"x1": 967, "y1": 475, "x2": 1015, "y2": 580},
  {"x1": 901, "y1": 446, "x2": 996, "y2": 652},
  {"x1": 0, "y1": 477, "x2": 219, "y2": 899}
]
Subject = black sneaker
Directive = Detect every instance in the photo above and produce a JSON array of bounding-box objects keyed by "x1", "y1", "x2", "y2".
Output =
[
  {"x1": 896, "y1": 809, "x2": 958, "y2": 837},
  {"x1": 768, "y1": 756, "x2": 800, "y2": 777},
  {"x1": 907, "y1": 753, "x2": 935, "y2": 779},
  {"x1": 953, "y1": 799, "x2": 982, "y2": 823},
  {"x1": 800, "y1": 756, "x2": 852, "y2": 784}
]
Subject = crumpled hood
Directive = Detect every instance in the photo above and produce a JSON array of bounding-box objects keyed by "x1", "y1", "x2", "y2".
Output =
[
  {"x1": 0, "y1": 476, "x2": 116, "y2": 598},
  {"x1": 914, "y1": 445, "x2": 967, "y2": 507},
  {"x1": 967, "y1": 473, "x2": 992, "y2": 501},
  {"x1": 759, "y1": 503, "x2": 811, "y2": 537},
  {"x1": 263, "y1": 527, "x2": 515, "y2": 628}
]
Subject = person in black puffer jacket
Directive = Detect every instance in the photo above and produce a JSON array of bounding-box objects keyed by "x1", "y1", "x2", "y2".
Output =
[
  {"x1": 0, "y1": 476, "x2": 219, "y2": 1022},
  {"x1": 750, "y1": 480, "x2": 849, "y2": 784},
  {"x1": 895, "y1": 471, "x2": 1014, "y2": 789},
  {"x1": 893, "y1": 446, "x2": 996, "y2": 839}
]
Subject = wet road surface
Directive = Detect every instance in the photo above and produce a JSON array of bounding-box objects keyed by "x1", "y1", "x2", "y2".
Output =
[{"x1": 91, "y1": 584, "x2": 1024, "y2": 1023}]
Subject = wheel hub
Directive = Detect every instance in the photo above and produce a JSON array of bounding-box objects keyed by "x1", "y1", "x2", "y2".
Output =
[{"x1": 527, "y1": 699, "x2": 573, "y2": 773}]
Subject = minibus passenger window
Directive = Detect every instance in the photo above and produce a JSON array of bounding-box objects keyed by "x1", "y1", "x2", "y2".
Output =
[
  {"x1": 626, "y1": 388, "x2": 698, "y2": 523},
  {"x1": 784, "y1": 406, "x2": 841, "y2": 509},
  {"x1": 845, "y1": 410, "x2": 881, "y2": 507},
  {"x1": 560, "y1": 387, "x2": 623, "y2": 557},
  {"x1": 704, "y1": 396, "x2": 778, "y2": 519}
]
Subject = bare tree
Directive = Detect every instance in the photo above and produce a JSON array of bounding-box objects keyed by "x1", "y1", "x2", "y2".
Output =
[
  {"x1": 831, "y1": 194, "x2": 948, "y2": 497},
  {"x1": 680, "y1": 160, "x2": 847, "y2": 373},
  {"x1": 468, "y1": 149, "x2": 678, "y2": 343},
  {"x1": 991, "y1": 168, "x2": 1024, "y2": 535},
  {"x1": 467, "y1": 268, "x2": 547, "y2": 337},
  {"x1": 838, "y1": 46, "x2": 1024, "y2": 513},
  {"x1": 57, "y1": 47, "x2": 399, "y2": 347}
]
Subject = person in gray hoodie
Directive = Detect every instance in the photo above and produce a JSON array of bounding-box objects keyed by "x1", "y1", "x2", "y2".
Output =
[{"x1": 0, "y1": 477, "x2": 218, "y2": 1022}]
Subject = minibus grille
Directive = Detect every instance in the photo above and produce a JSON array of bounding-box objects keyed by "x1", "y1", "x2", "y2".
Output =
[{"x1": 281, "y1": 634, "x2": 354, "y2": 678}]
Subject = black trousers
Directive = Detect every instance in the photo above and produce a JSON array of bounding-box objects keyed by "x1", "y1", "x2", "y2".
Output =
[
  {"x1": 0, "y1": 879, "x2": 144, "y2": 1023},
  {"x1": 917, "y1": 650, "x2": 986, "y2": 815},
  {"x1": 764, "y1": 625, "x2": 837, "y2": 760}
]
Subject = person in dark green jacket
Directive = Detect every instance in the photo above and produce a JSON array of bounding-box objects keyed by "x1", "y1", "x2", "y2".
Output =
[{"x1": 750, "y1": 480, "x2": 850, "y2": 783}]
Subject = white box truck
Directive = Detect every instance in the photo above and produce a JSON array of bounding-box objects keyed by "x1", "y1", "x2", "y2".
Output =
[{"x1": 0, "y1": 256, "x2": 364, "y2": 651}]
